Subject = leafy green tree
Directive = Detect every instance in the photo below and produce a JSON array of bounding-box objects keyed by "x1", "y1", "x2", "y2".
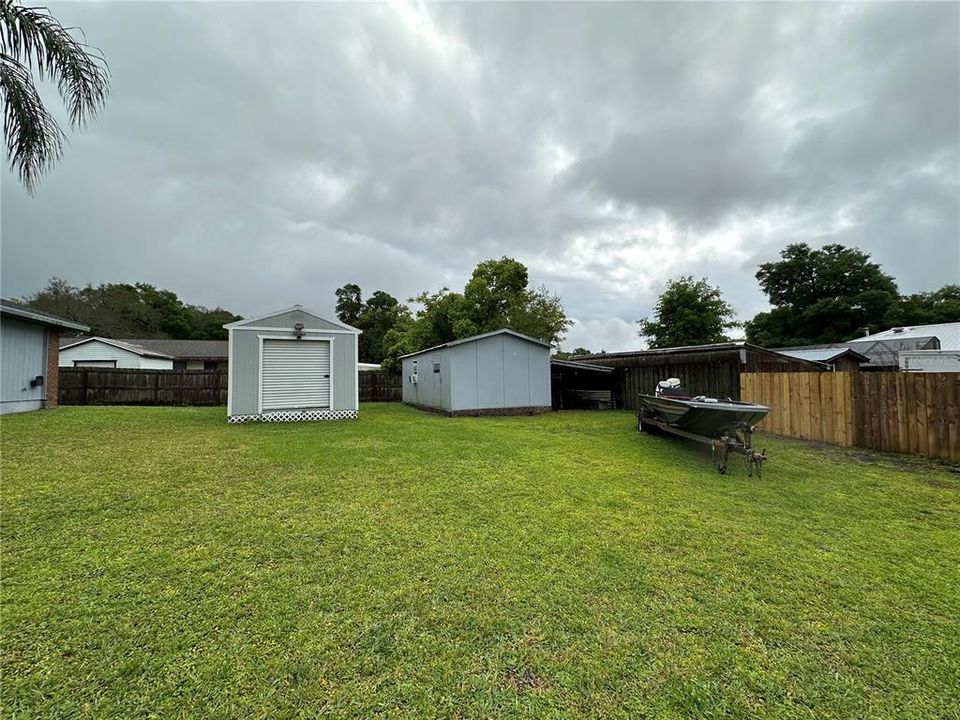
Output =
[
  {"x1": 745, "y1": 243, "x2": 900, "y2": 346},
  {"x1": 1, "y1": 1, "x2": 109, "y2": 192},
  {"x1": 638, "y1": 276, "x2": 738, "y2": 348},
  {"x1": 887, "y1": 285, "x2": 960, "y2": 327},
  {"x1": 380, "y1": 257, "x2": 572, "y2": 373},
  {"x1": 334, "y1": 283, "x2": 363, "y2": 326},
  {"x1": 22, "y1": 277, "x2": 240, "y2": 339}
]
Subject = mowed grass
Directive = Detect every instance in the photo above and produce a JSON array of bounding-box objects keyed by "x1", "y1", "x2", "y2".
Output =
[{"x1": 2, "y1": 404, "x2": 958, "y2": 719}]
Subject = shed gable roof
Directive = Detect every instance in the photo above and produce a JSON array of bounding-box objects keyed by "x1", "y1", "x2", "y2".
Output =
[
  {"x1": 223, "y1": 304, "x2": 361, "y2": 333},
  {"x1": 399, "y1": 328, "x2": 552, "y2": 359}
]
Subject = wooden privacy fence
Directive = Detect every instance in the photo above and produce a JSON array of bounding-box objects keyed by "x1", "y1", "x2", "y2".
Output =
[
  {"x1": 60, "y1": 368, "x2": 228, "y2": 406},
  {"x1": 741, "y1": 371, "x2": 960, "y2": 462},
  {"x1": 358, "y1": 371, "x2": 402, "y2": 402},
  {"x1": 60, "y1": 368, "x2": 403, "y2": 406}
]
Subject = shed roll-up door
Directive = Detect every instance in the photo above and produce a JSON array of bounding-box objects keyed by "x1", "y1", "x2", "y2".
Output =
[{"x1": 261, "y1": 339, "x2": 331, "y2": 411}]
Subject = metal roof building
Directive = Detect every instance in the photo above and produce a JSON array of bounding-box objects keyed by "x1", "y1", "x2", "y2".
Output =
[
  {"x1": 851, "y1": 322, "x2": 960, "y2": 351},
  {"x1": 401, "y1": 329, "x2": 552, "y2": 416},
  {"x1": 572, "y1": 342, "x2": 825, "y2": 409}
]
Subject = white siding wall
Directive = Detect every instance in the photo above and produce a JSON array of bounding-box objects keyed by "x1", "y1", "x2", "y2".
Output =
[{"x1": 60, "y1": 340, "x2": 173, "y2": 369}]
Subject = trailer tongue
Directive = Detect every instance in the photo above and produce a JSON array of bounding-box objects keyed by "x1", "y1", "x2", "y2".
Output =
[{"x1": 638, "y1": 379, "x2": 770, "y2": 476}]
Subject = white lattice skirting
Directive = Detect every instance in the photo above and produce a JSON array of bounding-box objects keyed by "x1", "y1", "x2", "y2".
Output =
[{"x1": 229, "y1": 409, "x2": 358, "y2": 423}]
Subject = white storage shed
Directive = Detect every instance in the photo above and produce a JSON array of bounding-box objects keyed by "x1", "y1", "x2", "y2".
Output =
[
  {"x1": 224, "y1": 305, "x2": 361, "y2": 422},
  {"x1": 400, "y1": 329, "x2": 552, "y2": 416}
]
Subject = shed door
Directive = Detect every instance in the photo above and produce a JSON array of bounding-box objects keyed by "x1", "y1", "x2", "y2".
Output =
[{"x1": 261, "y1": 339, "x2": 331, "y2": 411}]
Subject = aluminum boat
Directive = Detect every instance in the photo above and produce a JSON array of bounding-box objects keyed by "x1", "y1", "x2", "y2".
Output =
[{"x1": 639, "y1": 378, "x2": 769, "y2": 439}]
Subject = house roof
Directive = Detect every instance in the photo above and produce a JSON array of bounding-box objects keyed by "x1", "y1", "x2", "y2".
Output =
[
  {"x1": 0, "y1": 298, "x2": 89, "y2": 332},
  {"x1": 399, "y1": 328, "x2": 552, "y2": 359},
  {"x1": 60, "y1": 337, "x2": 229, "y2": 360},
  {"x1": 223, "y1": 304, "x2": 361, "y2": 333},
  {"x1": 571, "y1": 341, "x2": 827, "y2": 369},
  {"x1": 550, "y1": 358, "x2": 615, "y2": 373},
  {"x1": 850, "y1": 322, "x2": 960, "y2": 351},
  {"x1": 116, "y1": 339, "x2": 227, "y2": 360},
  {"x1": 59, "y1": 336, "x2": 174, "y2": 359},
  {"x1": 773, "y1": 347, "x2": 871, "y2": 364}
]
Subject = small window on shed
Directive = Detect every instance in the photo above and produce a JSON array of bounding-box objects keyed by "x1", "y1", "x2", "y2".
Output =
[{"x1": 432, "y1": 361, "x2": 441, "y2": 373}]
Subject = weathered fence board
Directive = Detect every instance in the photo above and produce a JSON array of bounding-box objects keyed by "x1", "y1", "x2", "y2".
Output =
[
  {"x1": 358, "y1": 371, "x2": 402, "y2": 402},
  {"x1": 741, "y1": 371, "x2": 960, "y2": 462},
  {"x1": 59, "y1": 368, "x2": 228, "y2": 406},
  {"x1": 60, "y1": 368, "x2": 404, "y2": 406}
]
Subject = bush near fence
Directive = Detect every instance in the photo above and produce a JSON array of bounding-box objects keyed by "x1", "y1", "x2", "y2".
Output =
[
  {"x1": 59, "y1": 368, "x2": 403, "y2": 407},
  {"x1": 741, "y1": 371, "x2": 960, "y2": 462}
]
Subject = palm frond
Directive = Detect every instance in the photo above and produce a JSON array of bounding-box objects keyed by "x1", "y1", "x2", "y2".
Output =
[
  {"x1": 0, "y1": 51, "x2": 63, "y2": 192},
  {"x1": 0, "y1": 1, "x2": 109, "y2": 126}
]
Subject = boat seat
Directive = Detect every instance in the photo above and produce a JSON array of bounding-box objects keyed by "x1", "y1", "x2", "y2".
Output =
[{"x1": 659, "y1": 387, "x2": 691, "y2": 400}]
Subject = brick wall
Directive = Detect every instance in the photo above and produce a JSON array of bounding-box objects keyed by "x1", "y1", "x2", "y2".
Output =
[{"x1": 45, "y1": 329, "x2": 60, "y2": 409}]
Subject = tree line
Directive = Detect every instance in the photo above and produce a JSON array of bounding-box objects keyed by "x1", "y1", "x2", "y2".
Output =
[
  {"x1": 19, "y1": 243, "x2": 957, "y2": 364},
  {"x1": 20, "y1": 278, "x2": 240, "y2": 340}
]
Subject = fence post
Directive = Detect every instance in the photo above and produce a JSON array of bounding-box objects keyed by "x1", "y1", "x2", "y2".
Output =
[{"x1": 81, "y1": 368, "x2": 89, "y2": 405}]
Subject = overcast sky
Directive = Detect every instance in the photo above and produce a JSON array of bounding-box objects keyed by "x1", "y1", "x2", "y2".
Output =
[{"x1": 2, "y1": 1, "x2": 958, "y2": 351}]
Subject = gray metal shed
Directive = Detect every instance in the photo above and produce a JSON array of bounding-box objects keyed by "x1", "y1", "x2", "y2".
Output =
[
  {"x1": 224, "y1": 305, "x2": 361, "y2": 422},
  {"x1": 1, "y1": 299, "x2": 89, "y2": 415},
  {"x1": 400, "y1": 329, "x2": 552, "y2": 416}
]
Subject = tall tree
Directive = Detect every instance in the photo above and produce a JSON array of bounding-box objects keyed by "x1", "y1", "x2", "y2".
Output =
[
  {"x1": 638, "y1": 276, "x2": 737, "y2": 348},
  {"x1": 334, "y1": 283, "x2": 363, "y2": 326},
  {"x1": 380, "y1": 257, "x2": 571, "y2": 372},
  {"x1": 888, "y1": 285, "x2": 960, "y2": 328},
  {"x1": 745, "y1": 243, "x2": 900, "y2": 346},
  {"x1": 1, "y1": 0, "x2": 109, "y2": 192}
]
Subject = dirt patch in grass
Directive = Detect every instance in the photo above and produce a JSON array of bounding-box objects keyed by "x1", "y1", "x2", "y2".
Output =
[{"x1": 503, "y1": 666, "x2": 549, "y2": 693}]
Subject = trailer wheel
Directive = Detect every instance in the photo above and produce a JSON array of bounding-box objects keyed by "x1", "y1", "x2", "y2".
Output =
[{"x1": 717, "y1": 464, "x2": 727, "y2": 475}]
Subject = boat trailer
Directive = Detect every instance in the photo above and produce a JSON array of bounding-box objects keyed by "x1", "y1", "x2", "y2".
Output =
[{"x1": 637, "y1": 413, "x2": 767, "y2": 477}]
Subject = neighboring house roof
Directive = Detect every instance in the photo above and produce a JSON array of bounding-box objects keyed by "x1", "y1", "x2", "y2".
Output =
[
  {"x1": 59, "y1": 337, "x2": 174, "y2": 359},
  {"x1": 116, "y1": 339, "x2": 227, "y2": 360},
  {"x1": 0, "y1": 298, "x2": 89, "y2": 332},
  {"x1": 223, "y1": 304, "x2": 361, "y2": 333},
  {"x1": 551, "y1": 359, "x2": 615, "y2": 373},
  {"x1": 399, "y1": 329, "x2": 552, "y2": 359},
  {"x1": 773, "y1": 347, "x2": 871, "y2": 364},
  {"x1": 850, "y1": 322, "x2": 960, "y2": 351}
]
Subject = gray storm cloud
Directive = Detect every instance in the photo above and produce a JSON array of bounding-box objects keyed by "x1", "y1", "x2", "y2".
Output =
[{"x1": 2, "y1": 1, "x2": 957, "y2": 352}]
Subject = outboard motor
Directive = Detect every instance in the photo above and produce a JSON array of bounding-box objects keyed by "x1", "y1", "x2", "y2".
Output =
[{"x1": 655, "y1": 378, "x2": 690, "y2": 399}]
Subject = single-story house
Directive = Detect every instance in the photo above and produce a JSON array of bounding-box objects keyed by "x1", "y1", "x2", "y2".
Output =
[
  {"x1": 1, "y1": 299, "x2": 89, "y2": 414},
  {"x1": 59, "y1": 337, "x2": 175, "y2": 369},
  {"x1": 400, "y1": 329, "x2": 552, "y2": 416},
  {"x1": 224, "y1": 305, "x2": 361, "y2": 422},
  {"x1": 60, "y1": 337, "x2": 229, "y2": 370},
  {"x1": 572, "y1": 342, "x2": 825, "y2": 410}
]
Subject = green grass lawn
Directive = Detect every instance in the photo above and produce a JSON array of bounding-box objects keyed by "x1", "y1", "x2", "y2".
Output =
[{"x1": 2, "y1": 404, "x2": 958, "y2": 719}]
